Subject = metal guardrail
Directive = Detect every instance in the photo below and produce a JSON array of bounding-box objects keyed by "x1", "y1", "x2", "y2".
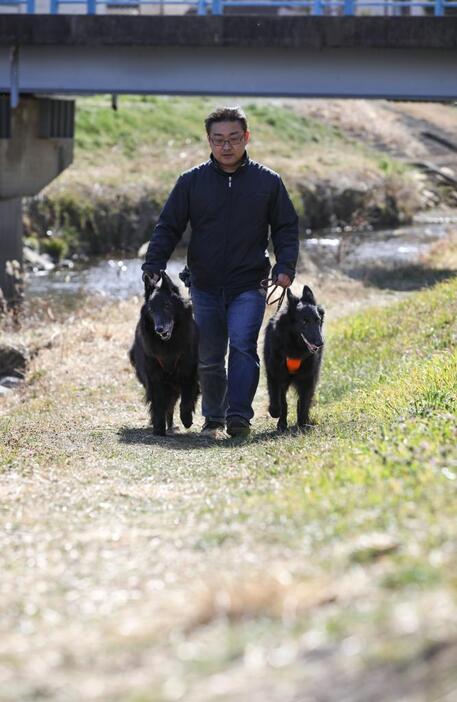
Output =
[{"x1": 1, "y1": 0, "x2": 457, "y2": 15}]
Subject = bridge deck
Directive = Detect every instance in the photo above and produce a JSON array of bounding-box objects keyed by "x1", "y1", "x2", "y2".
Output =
[{"x1": 1, "y1": 16, "x2": 457, "y2": 99}]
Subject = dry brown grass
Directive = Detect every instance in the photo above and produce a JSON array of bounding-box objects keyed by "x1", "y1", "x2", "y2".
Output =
[
  {"x1": 425, "y1": 228, "x2": 457, "y2": 269},
  {"x1": 390, "y1": 101, "x2": 457, "y2": 138},
  {"x1": 278, "y1": 98, "x2": 430, "y2": 158}
]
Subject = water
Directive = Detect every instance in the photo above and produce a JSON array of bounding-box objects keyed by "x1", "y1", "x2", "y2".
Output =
[
  {"x1": 303, "y1": 219, "x2": 457, "y2": 270},
  {"x1": 25, "y1": 213, "x2": 457, "y2": 301},
  {"x1": 26, "y1": 257, "x2": 185, "y2": 301}
]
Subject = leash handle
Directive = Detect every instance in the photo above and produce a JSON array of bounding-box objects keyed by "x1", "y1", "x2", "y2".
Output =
[{"x1": 260, "y1": 277, "x2": 286, "y2": 311}]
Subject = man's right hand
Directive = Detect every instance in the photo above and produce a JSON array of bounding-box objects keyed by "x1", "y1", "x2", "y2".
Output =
[{"x1": 275, "y1": 273, "x2": 292, "y2": 288}]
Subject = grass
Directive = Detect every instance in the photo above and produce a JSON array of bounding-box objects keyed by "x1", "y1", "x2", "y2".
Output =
[
  {"x1": 75, "y1": 96, "x2": 208, "y2": 158},
  {"x1": 55, "y1": 96, "x2": 411, "y2": 204},
  {"x1": 0, "y1": 275, "x2": 456, "y2": 700},
  {"x1": 74, "y1": 96, "x2": 365, "y2": 161}
]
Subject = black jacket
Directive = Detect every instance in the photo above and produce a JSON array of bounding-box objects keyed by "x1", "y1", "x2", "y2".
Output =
[{"x1": 142, "y1": 152, "x2": 299, "y2": 295}]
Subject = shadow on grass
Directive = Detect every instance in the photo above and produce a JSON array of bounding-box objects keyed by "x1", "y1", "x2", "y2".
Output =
[
  {"x1": 345, "y1": 265, "x2": 457, "y2": 291},
  {"x1": 117, "y1": 424, "x2": 293, "y2": 449},
  {"x1": 118, "y1": 426, "x2": 220, "y2": 450}
]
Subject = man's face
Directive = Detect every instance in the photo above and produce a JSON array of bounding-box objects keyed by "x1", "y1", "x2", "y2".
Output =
[{"x1": 208, "y1": 120, "x2": 250, "y2": 171}]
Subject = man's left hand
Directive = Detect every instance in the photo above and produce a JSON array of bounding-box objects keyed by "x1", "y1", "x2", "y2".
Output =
[{"x1": 276, "y1": 273, "x2": 292, "y2": 288}]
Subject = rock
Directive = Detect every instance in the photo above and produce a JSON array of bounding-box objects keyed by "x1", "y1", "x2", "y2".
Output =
[
  {"x1": 23, "y1": 246, "x2": 55, "y2": 272},
  {"x1": 60, "y1": 259, "x2": 74, "y2": 269},
  {"x1": 0, "y1": 344, "x2": 27, "y2": 378},
  {"x1": 138, "y1": 241, "x2": 149, "y2": 258},
  {"x1": 440, "y1": 166, "x2": 455, "y2": 178}
]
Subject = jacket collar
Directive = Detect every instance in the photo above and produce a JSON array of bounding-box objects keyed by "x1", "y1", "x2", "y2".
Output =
[{"x1": 209, "y1": 151, "x2": 249, "y2": 177}]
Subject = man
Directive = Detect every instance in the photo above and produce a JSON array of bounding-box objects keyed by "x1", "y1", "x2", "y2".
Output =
[{"x1": 142, "y1": 106, "x2": 299, "y2": 437}]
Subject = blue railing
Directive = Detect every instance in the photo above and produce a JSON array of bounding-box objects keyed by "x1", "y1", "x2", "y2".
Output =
[
  {"x1": 47, "y1": 0, "x2": 207, "y2": 12},
  {"x1": 2, "y1": 0, "x2": 35, "y2": 10},
  {"x1": 2, "y1": 0, "x2": 457, "y2": 15}
]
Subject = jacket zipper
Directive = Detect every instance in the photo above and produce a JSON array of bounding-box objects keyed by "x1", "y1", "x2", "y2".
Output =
[{"x1": 223, "y1": 175, "x2": 233, "y2": 287}]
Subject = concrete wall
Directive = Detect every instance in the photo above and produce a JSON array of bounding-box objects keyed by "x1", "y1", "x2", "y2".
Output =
[
  {"x1": 0, "y1": 96, "x2": 74, "y2": 300},
  {"x1": 0, "y1": 96, "x2": 73, "y2": 199}
]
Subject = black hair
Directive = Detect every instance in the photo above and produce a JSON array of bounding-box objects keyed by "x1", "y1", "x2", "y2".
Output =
[{"x1": 204, "y1": 106, "x2": 248, "y2": 134}]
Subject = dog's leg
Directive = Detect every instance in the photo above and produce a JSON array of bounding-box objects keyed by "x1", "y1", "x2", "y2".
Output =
[
  {"x1": 149, "y1": 388, "x2": 166, "y2": 437},
  {"x1": 267, "y1": 371, "x2": 281, "y2": 418},
  {"x1": 144, "y1": 381, "x2": 155, "y2": 426},
  {"x1": 180, "y1": 375, "x2": 199, "y2": 429},
  {"x1": 166, "y1": 385, "x2": 180, "y2": 432},
  {"x1": 277, "y1": 384, "x2": 288, "y2": 433},
  {"x1": 297, "y1": 382, "x2": 315, "y2": 429}
]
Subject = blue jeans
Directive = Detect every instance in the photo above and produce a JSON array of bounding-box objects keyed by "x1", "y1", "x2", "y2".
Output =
[{"x1": 191, "y1": 287, "x2": 266, "y2": 423}]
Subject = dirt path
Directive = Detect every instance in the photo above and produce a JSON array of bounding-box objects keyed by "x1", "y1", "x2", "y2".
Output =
[{"x1": 2, "y1": 269, "x2": 454, "y2": 702}]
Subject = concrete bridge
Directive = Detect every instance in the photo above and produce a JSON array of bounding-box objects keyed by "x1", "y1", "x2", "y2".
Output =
[
  {"x1": 2, "y1": 15, "x2": 457, "y2": 100},
  {"x1": 1, "y1": 14, "x2": 457, "y2": 300}
]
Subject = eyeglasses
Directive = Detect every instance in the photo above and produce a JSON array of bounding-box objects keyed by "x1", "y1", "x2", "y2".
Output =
[{"x1": 209, "y1": 134, "x2": 245, "y2": 147}]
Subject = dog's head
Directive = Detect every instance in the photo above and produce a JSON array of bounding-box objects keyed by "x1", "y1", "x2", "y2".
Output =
[
  {"x1": 143, "y1": 271, "x2": 182, "y2": 342},
  {"x1": 286, "y1": 285, "x2": 325, "y2": 354}
]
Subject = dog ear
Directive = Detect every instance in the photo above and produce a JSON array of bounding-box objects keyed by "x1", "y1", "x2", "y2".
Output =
[
  {"x1": 301, "y1": 285, "x2": 316, "y2": 305},
  {"x1": 143, "y1": 272, "x2": 159, "y2": 293},
  {"x1": 287, "y1": 288, "x2": 299, "y2": 307},
  {"x1": 160, "y1": 270, "x2": 180, "y2": 295},
  {"x1": 159, "y1": 270, "x2": 170, "y2": 290}
]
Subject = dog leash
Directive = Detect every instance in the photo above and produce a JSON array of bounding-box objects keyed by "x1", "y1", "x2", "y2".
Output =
[{"x1": 260, "y1": 277, "x2": 287, "y2": 312}]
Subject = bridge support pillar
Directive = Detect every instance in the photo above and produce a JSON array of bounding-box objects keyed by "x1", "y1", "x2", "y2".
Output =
[{"x1": 0, "y1": 95, "x2": 74, "y2": 303}]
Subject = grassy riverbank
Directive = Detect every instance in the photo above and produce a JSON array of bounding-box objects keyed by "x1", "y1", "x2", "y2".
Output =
[
  {"x1": 25, "y1": 96, "x2": 456, "y2": 256},
  {"x1": 1, "y1": 268, "x2": 456, "y2": 700}
]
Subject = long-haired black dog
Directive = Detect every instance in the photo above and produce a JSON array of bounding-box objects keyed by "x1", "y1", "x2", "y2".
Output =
[
  {"x1": 264, "y1": 285, "x2": 324, "y2": 432},
  {"x1": 129, "y1": 271, "x2": 200, "y2": 436}
]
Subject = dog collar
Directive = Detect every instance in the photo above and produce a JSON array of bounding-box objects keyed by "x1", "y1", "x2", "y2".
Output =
[{"x1": 286, "y1": 357, "x2": 302, "y2": 374}]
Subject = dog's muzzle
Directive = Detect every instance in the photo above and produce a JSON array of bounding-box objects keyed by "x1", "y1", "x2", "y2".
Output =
[
  {"x1": 301, "y1": 333, "x2": 322, "y2": 354},
  {"x1": 156, "y1": 328, "x2": 172, "y2": 342}
]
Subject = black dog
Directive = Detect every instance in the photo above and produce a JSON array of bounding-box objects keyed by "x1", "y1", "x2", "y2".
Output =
[
  {"x1": 129, "y1": 271, "x2": 200, "y2": 436},
  {"x1": 264, "y1": 285, "x2": 324, "y2": 432}
]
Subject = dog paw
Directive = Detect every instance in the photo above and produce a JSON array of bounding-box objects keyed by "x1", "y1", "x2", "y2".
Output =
[
  {"x1": 268, "y1": 404, "x2": 280, "y2": 418},
  {"x1": 297, "y1": 422, "x2": 313, "y2": 433},
  {"x1": 153, "y1": 425, "x2": 167, "y2": 437},
  {"x1": 180, "y1": 411, "x2": 193, "y2": 429},
  {"x1": 277, "y1": 419, "x2": 288, "y2": 433}
]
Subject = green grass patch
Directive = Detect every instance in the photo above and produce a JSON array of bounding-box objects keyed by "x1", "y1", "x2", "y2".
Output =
[
  {"x1": 75, "y1": 95, "x2": 210, "y2": 158},
  {"x1": 194, "y1": 278, "x2": 457, "y2": 594},
  {"x1": 74, "y1": 96, "x2": 348, "y2": 161}
]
